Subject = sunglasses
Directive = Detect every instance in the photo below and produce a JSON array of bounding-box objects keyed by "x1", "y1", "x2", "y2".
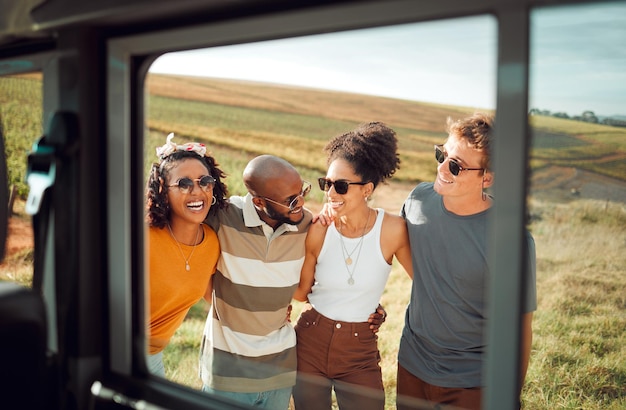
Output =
[
  {"x1": 168, "y1": 175, "x2": 216, "y2": 194},
  {"x1": 318, "y1": 177, "x2": 368, "y2": 195},
  {"x1": 261, "y1": 181, "x2": 312, "y2": 212},
  {"x1": 434, "y1": 145, "x2": 483, "y2": 176}
]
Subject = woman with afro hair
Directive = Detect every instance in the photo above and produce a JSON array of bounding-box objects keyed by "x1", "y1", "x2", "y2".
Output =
[
  {"x1": 145, "y1": 133, "x2": 228, "y2": 377},
  {"x1": 293, "y1": 122, "x2": 413, "y2": 410}
]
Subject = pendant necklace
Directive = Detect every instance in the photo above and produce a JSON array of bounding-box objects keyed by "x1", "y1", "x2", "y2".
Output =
[
  {"x1": 168, "y1": 223, "x2": 201, "y2": 271},
  {"x1": 338, "y1": 209, "x2": 372, "y2": 285}
]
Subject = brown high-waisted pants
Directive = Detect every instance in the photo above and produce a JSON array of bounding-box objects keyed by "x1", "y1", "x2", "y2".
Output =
[{"x1": 293, "y1": 307, "x2": 384, "y2": 410}]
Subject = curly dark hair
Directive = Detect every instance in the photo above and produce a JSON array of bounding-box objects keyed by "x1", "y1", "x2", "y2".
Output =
[
  {"x1": 324, "y1": 121, "x2": 400, "y2": 188},
  {"x1": 145, "y1": 150, "x2": 228, "y2": 228}
]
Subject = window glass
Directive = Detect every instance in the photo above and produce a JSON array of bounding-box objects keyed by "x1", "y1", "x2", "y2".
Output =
[
  {"x1": 145, "y1": 15, "x2": 496, "y2": 407},
  {"x1": 0, "y1": 72, "x2": 41, "y2": 288},
  {"x1": 527, "y1": 2, "x2": 626, "y2": 408}
]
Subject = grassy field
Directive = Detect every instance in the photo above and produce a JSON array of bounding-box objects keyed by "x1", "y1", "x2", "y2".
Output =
[
  {"x1": 0, "y1": 74, "x2": 43, "y2": 197},
  {"x1": 1, "y1": 73, "x2": 626, "y2": 408}
]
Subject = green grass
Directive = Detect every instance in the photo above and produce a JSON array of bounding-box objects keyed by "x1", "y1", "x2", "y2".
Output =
[
  {"x1": 528, "y1": 115, "x2": 626, "y2": 181},
  {"x1": 149, "y1": 94, "x2": 360, "y2": 142},
  {"x1": 531, "y1": 131, "x2": 590, "y2": 150},
  {"x1": 523, "y1": 199, "x2": 626, "y2": 409},
  {"x1": 0, "y1": 75, "x2": 44, "y2": 197}
]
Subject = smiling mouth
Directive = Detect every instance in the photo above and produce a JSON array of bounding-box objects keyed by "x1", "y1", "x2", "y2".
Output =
[
  {"x1": 187, "y1": 200, "x2": 204, "y2": 211},
  {"x1": 327, "y1": 199, "x2": 344, "y2": 207}
]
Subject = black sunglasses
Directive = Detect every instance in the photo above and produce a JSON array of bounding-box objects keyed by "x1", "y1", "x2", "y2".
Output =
[
  {"x1": 261, "y1": 181, "x2": 312, "y2": 212},
  {"x1": 318, "y1": 177, "x2": 367, "y2": 195},
  {"x1": 168, "y1": 175, "x2": 216, "y2": 194},
  {"x1": 434, "y1": 145, "x2": 483, "y2": 176}
]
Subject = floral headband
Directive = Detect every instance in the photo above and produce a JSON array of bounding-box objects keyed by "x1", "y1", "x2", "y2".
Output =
[{"x1": 156, "y1": 133, "x2": 207, "y2": 159}]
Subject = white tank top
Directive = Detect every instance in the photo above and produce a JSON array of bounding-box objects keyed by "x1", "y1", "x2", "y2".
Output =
[{"x1": 308, "y1": 209, "x2": 391, "y2": 322}]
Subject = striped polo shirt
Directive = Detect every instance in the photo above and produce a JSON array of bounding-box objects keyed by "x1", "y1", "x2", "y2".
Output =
[{"x1": 200, "y1": 194, "x2": 312, "y2": 392}]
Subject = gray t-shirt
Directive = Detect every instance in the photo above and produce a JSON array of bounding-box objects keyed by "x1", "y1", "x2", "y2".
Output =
[{"x1": 398, "y1": 182, "x2": 537, "y2": 388}]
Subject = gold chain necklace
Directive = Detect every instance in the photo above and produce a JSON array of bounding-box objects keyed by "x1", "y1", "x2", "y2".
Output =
[
  {"x1": 167, "y1": 223, "x2": 201, "y2": 272},
  {"x1": 338, "y1": 209, "x2": 372, "y2": 285}
]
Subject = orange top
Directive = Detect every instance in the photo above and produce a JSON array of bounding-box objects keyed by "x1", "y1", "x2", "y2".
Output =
[{"x1": 148, "y1": 224, "x2": 219, "y2": 354}]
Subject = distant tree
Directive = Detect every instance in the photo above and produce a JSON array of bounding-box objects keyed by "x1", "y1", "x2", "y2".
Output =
[
  {"x1": 602, "y1": 117, "x2": 626, "y2": 128},
  {"x1": 553, "y1": 112, "x2": 570, "y2": 119},
  {"x1": 581, "y1": 110, "x2": 598, "y2": 123}
]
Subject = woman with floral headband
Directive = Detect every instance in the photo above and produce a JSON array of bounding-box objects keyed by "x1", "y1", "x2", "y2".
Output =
[{"x1": 145, "y1": 133, "x2": 228, "y2": 377}]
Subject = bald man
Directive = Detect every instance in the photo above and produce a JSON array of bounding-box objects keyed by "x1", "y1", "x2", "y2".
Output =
[{"x1": 199, "y1": 155, "x2": 313, "y2": 409}]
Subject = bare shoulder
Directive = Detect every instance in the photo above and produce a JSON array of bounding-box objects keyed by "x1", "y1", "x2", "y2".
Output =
[
  {"x1": 381, "y1": 211, "x2": 409, "y2": 250},
  {"x1": 381, "y1": 211, "x2": 408, "y2": 231},
  {"x1": 305, "y1": 219, "x2": 330, "y2": 256},
  {"x1": 379, "y1": 210, "x2": 409, "y2": 263}
]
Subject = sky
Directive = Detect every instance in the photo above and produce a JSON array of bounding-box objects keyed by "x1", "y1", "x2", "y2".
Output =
[
  {"x1": 529, "y1": 2, "x2": 626, "y2": 117},
  {"x1": 150, "y1": 2, "x2": 626, "y2": 118}
]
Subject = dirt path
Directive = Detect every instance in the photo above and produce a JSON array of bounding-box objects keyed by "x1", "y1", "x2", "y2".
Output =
[
  {"x1": 2, "y1": 217, "x2": 33, "y2": 259},
  {"x1": 530, "y1": 166, "x2": 626, "y2": 204},
  {"x1": 368, "y1": 181, "x2": 416, "y2": 215}
]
